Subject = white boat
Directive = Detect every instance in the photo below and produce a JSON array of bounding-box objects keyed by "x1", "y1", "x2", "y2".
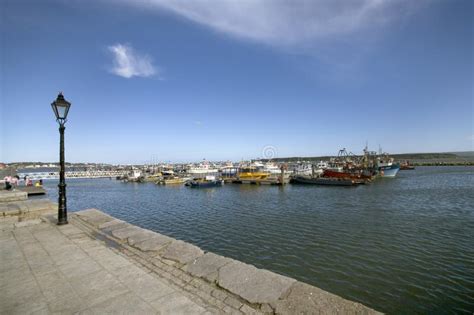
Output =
[
  {"x1": 294, "y1": 160, "x2": 329, "y2": 177},
  {"x1": 377, "y1": 156, "x2": 400, "y2": 177},
  {"x1": 263, "y1": 162, "x2": 283, "y2": 174},
  {"x1": 186, "y1": 161, "x2": 219, "y2": 177},
  {"x1": 122, "y1": 169, "x2": 142, "y2": 182}
]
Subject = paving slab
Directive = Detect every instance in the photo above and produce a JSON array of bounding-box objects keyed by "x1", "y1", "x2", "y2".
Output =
[
  {"x1": 149, "y1": 291, "x2": 208, "y2": 314},
  {"x1": 90, "y1": 247, "x2": 134, "y2": 272},
  {"x1": 218, "y1": 260, "x2": 296, "y2": 304},
  {"x1": 70, "y1": 270, "x2": 130, "y2": 308},
  {"x1": 0, "y1": 278, "x2": 46, "y2": 313},
  {"x1": 0, "y1": 217, "x2": 17, "y2": 231},
  {"x1": 57, "y1": 256, "x2": 104, "y2": 279},
  {"x1": 120, "y1": 270, "x2": 175, "y2": 302},
  {"x1": 0, "y1": 264, "x2": 36, "y2": 287},
  {"x1": 79, "y1": 292, "x2": 157, "y2": 315},
  {"x1": 56, "y1": 223, "x2": 85, "y2": 236}
]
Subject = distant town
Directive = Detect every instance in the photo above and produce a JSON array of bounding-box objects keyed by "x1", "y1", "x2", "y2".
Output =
[
  {"x1": 0, "y1": 150, "x2": 472, "y2": 184},
  {"x1": 2, "y1": 150, "x2": 473, "y2": 171}
]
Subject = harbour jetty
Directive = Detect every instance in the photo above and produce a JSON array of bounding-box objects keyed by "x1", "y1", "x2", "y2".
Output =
[{"x1": 1, "y1": 191, "x2": 379, "y2": 314}]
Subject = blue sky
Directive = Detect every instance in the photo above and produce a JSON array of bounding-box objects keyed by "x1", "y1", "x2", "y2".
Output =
[{"x1": 1, "y1": 0, "x2": 473, "y2": 164}]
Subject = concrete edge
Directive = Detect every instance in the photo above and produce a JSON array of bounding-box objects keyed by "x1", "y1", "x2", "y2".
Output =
[
  {"x1": 72, "y1": 208, "x2": 382, "y2": 314},
  {"x1": 0, "y1": 199, "x2": 57, "y2": 223}
]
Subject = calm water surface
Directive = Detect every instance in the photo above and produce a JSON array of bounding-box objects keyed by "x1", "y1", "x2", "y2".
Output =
[{"x1": 40, "y1": 166, "x2": 474, "y2": 314}]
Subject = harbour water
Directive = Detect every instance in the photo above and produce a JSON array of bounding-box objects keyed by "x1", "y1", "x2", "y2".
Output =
[{"x1": 38, "y1": 166, "x2": 474, "y2": 314}]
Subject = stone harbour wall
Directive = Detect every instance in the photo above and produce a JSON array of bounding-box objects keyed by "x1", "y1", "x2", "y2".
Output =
[
  {"x1": 0, "y1": 190, "x2": 56, "y2": 229},
  {"x1": 72, "y1": 208, "x2": 381, "y2": 314}
]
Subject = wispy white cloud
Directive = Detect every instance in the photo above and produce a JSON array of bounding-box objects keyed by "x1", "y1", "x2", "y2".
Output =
[
  {"x1": 114, "y1": 0, "x2": 424, "y2": 47},
  {"x1": 108, "y1": 43, "x2": 157, "y2": 78}
]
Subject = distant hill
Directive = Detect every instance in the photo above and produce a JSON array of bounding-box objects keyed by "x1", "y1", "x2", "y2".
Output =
[
  {"x1": 451, "y1": 151, "x2": 474, "y2": 158},
  {"x1": 261, "y1": 151, "x2": 474, "y2": 164}
]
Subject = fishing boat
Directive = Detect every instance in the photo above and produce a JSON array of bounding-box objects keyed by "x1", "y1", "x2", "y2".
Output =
[
  {"x1": 292, "y1": 175, "x2": 356, "y2": 186},
  {"x1": 400, "y1": 161, "x2": 415, "y2": 170},
  {"x1": 157, "y1": 177, "x2": 186, "y2": 185},
  {"x1": 186, "y1": 176, "x2": 223, "y2": 188},
  {"x1": 377, "y1": 156, "x2": 400, "y2": 177},
  {"x1": 294, "y1": 162, "x2": 325, "y2": 177},
  {"x1": 237, "y1": 163, "x2": 290, "y2": 185},
  {"x1": 142, "y1": 174, "x2": 162, "y2": 182},
  {"x1": 237, "y1": 165, "x2": 269, "y2": 183},
  {"x1": 186, "y1": 160, "x2": 219, "y2": 177},
  {"x1": 122, "y1": 169, "x2": 142, "y2": 182},
  {"x1": 322, "y1": 169, "x2": 372, "y2": 182}
]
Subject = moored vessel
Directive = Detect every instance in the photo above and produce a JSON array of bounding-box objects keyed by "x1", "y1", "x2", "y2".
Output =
[
  {"x1": 157, "y1": 177, "x2": 187, "y2": 185},
  {"x1": 292, "y1": 175, "x2": 356, "y2": 186},
  {"x1": 186, "y1": 176, "x2": 223, "y2": 188},
  {"x1": 400, "y1": 161, "x2": 415, "y2": 170},
  {"x1": 377, "y1": 156, "x2": 400, "y2": 177},
  {"x1": 237, "y1": 162, "x2": 290, "y2": 185},
  {"x1": 186, "y1": 160, "x2": 219, "y2": 178}
]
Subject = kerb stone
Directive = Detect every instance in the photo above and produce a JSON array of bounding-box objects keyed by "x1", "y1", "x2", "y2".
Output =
[
  {"x1": 75, "y1": 209, "x2": 115, "y2": 227},
  {"x1": 100, "y1": 222, "x2": 130, "y2": 235},
  {"x1": 273, "y1": 282, "x2": 382, "y2": 315},
  {"x1": 111, "y1": 226, "x2": 145, "y2": 241},
  {"x1": 0, "y1": 191, "x2": 27, "y2": 202},
  {"x1": 127, "y1": 230, "x2": 160, "y2": 246},
  {"x1": 160, "y1": 240, "x2": 204, "y2": 264},
  {"x1": 184, "y1": 252, "x2": 233, "y2": 283},
  {"x1": 132, "y1": 234, "x2": 173, "y2": 252},
  {"x1": 218, "y1": 261, "x2": 296, "y2": 304}
]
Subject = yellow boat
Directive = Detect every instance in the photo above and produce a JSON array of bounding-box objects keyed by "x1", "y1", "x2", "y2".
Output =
[
  {"x1": 156, "y1": 177, "x2": 186, "y2": 185},
  {"x1": 238, "y1": 167, "x2": 270, "y2": 181},
  {"x1": 237, "y1": 166, "x2": 289, "y2": 185},
  {"x1": 143, "y1": 173, "x2": 162, "y2": 182}
]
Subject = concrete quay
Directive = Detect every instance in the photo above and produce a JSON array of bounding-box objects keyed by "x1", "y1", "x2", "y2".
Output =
[
  {"x1": 0, "y1": 190, "x2": 56, "y2": 228},
  {"x1": 1, "y1": 194, "x2": 380, "y2": 314}
]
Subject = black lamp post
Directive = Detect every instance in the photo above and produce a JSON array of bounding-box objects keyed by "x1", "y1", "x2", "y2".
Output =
[{"x1": 51, "y1": 92, "x2": 71, "y2": 225}]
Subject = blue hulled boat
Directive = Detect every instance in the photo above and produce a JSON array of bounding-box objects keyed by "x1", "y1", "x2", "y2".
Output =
[
  {"x1": 377, "y1": 155, "x2": 400, "y2": 177},
  {"x1": 378, "y1": 164, "x2": 400, "y2": 177},
  {"x1": 186, "y1": 175, "x2": 223, "y2": 188}
]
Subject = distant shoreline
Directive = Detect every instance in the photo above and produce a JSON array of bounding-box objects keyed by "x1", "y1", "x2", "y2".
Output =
[{"x1": 2, "y1": 151, "x2": 473, "y2": 167}]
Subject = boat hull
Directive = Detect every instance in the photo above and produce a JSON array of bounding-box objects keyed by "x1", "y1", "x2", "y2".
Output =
[
  {"x1": 188, "y1": 180, "x2": 223, "y2": 188},
  {"x1": 322, "y1": 169, "x2": 372, "y2": 181},
  {"x1": 161, "y1": 179, "x2": 184, "y2": 185},
  {"x1": 292, "y1": 176, "x2": 355, "y2": 186},
  {"x1": 379, "y1": 164, "x2": 400, "y2": 177},
  {"x1": 239, "y1": 175, "x2": 290, "y2": 185}
]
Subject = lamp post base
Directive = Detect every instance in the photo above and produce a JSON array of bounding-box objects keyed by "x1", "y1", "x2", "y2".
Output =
[{"x1": 57, "y1": 220, "x2": 68, "y2": 225}]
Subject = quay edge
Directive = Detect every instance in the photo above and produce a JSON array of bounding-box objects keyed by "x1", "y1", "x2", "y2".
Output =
[
  {"x1": 71, "y1": 208, "x2": 381, "y2": 314},
  {"x1": 0, "y1": 190, "x2": 381, "y2": 314}
]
